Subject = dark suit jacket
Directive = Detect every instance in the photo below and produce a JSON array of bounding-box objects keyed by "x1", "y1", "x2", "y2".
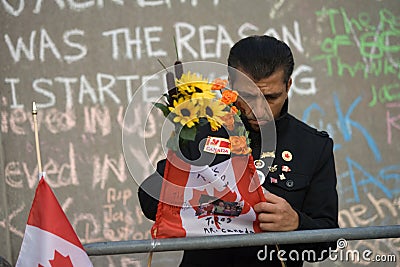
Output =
[{"x1": 138, "y1": 100, "x2": 339, "y2": 267}]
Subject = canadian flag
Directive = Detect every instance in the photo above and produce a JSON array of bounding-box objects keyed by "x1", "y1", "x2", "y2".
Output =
[
  {"x1": 152, "y1": 151, "x2": 266, "y2": 238},
  {"x1": 16, "y1": 177, "x2": 93, "y2": 267}
]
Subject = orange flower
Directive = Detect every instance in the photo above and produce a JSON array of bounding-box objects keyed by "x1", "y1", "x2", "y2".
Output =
[
  {"x1": 220, "y1": 90, "x2": 238, "y2": 105},
  {"x1": 211, "y1": 78, "x2": 228, "y2": 90},
  {"x1": 229, "y1": 136, "x2": 251, "y2": 155},
  {"x1": 231, "y1": 106, "x2": 238, "y2": 114},
  {"x1": 221, "y1": 112, "x2": 235, "y2": 131}
]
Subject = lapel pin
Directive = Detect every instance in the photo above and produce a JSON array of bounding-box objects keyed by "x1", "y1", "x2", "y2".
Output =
[
  {"x1": 254, "y1": 159, "x2": 265, "y2": 169},
  {"x1": 282, "y1": 150, "x2": 292, "y2": 162},
  {"x1": 268, "y1": 165, "x2": 278, "y2": 172},
  {"x1": 282, "y1": 165, "x2": 291, "y2": 172},
  {"x1": 279, "y1": 173, "x2": 286, "y2": 180},
  {"x1": 270, "y1": 177, "x2": 278, "y2": 184},
  {"x1": 261, "y1": 151, "x2": 275, "y2": 159}
]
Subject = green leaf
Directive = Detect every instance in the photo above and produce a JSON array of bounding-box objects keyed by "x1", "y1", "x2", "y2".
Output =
[
  {"x1": 235, "y1": 125, "x2": 246, "y2": 136},
  {"x1": 154, "y1": 102, "x2": 170, "y2": 117},
  {"x1": 179, "y1": 125, "x2": 197, "y2": 141},
  {"x1": 245, "y1": 131, "x2": 251, "y2": 145},
  {"x1": 233, "y1": 113, "x2": 242, "y2": 122}
]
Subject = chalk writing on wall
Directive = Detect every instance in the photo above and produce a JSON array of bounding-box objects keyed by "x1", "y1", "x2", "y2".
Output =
[{"x1": 1, "y1": 2, "x2": 399, "y2": 267}]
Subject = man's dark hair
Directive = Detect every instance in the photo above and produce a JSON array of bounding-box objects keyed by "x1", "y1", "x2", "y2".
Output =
[{"x1": 228, "y1": 35, "x2": 294, "y2": 85}]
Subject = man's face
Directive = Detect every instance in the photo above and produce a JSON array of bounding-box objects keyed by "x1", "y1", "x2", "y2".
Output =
[{"x1": 232, "y1": 69, "x2": 291, "y2": 132}]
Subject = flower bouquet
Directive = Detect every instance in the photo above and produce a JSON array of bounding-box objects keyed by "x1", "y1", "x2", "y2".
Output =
[
  {"x1": 151, "y1": 62, "x2": 266, "y2": 239},
  {"x1": 155, "y1": 70, "x2": 252, "y2": 158}
]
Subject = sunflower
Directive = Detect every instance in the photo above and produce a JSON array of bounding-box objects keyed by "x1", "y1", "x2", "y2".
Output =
[
  {"x1": 176, "y1": 72, "x2": 213, "y2": 96},
  {"x1": 168, "y1": 97, "x2": 200, "y2": 128},
  {"x1": 190, "y1": 91, "x2": 216, "y2": 106},
  {"x1": 199, "y1": 99, "x2": 229, "y2": 131}
]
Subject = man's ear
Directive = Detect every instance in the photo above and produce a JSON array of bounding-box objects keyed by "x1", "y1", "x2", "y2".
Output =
[{"x1": 286, "y1": 77, "x2": 292, "y2": 93}]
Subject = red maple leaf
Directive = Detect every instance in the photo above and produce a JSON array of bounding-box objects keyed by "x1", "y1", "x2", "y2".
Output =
[
  {"x1": 188, "y1": 185, "x2": 253, "y2": 229},
  {"x1": 49, "y1": 250, "x2": 73, "y2": 267}
]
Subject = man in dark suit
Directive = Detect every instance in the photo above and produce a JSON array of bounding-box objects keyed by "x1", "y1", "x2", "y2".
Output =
[{"x1": 139, "y1": 35, "x2": 338, "y2": 267}]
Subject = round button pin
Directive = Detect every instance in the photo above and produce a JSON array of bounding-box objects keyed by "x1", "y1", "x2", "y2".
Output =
[
  {"x1": 256, "y1": 170, "x2": 265, "y2": 185},
  {"x1": 286, "y1": 179, "x2": 294, "y2": 188},
  {"x1": 254, "y1": 159, "x2": 265, "y2": 169},
  {"x1": 282, "y1": 150, "x2": 293, "y2": 162}
]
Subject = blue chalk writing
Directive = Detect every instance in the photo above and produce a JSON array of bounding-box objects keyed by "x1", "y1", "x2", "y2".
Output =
[
  {"x1": 334, "y1": 93, "x2": 382, "y2": 162},
  {"x1": 344, "y1": 157, "x2": 394, "y2": 203}
]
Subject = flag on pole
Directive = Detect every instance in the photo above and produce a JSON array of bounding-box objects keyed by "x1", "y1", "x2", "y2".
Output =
[{"x1": 16, "y1": 175, "x2": 93, "y2": 267}]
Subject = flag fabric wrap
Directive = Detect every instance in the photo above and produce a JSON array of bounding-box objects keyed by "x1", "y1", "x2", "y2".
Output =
[
  {"x1": 16, "y1": 177, "x2": 93, "y2": 267},
  {"x1": 152, "y1": 150, "x2": 266, "y2": 238}
]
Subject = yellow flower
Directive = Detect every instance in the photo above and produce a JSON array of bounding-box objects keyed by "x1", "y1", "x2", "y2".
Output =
[
  {"x1": 168, "y1": 97, "x2": 200, "y2": 128},
  {"x1": 177, "y1": 72, "x2": 207, "y2": 86},
  {"x1": 199, "y1": 99, "x2": 229, "y2": 131},
  {"x1": 176, "y1": 71, "x2": 213, "y2": 96},
  {"x1": 191, "y1": 91, "x2": 216, "y2": 106},
  {"x1": 177, "y1": 84, "x2": 195, "y2": 96}
]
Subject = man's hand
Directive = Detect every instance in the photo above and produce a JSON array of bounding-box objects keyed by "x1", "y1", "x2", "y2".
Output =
[{"x1": 254, "y1": 192, "x2": 299, "y2": 231}]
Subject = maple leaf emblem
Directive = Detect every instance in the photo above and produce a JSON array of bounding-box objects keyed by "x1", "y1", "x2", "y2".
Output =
[{"x1": 43, "y1": 250, "x2": 74, "y2": 267}]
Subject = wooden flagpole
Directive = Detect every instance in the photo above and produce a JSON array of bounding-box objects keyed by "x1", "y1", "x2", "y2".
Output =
[{"x1": 32, "y1": 102, "x2": 43, "y2": 175}]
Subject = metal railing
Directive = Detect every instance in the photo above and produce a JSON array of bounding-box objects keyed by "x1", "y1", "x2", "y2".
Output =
[{"x1": 84, "y1": 225, "x2": 400, "y2": 256}]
